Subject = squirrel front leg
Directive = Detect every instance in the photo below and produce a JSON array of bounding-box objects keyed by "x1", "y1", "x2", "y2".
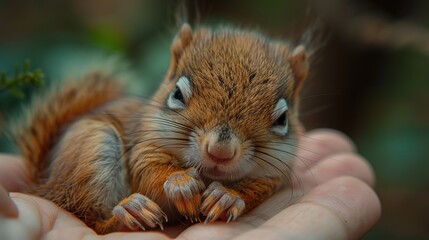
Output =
[
  {"x1": 97, "y1": 149, "x2": 206, "y2": 233},
  {"x1": 126, "y1": 147, "x2": 206, "y2": 223},
  {"x1": 201, "y1": 177, "x2": 282, "y2": 223}
]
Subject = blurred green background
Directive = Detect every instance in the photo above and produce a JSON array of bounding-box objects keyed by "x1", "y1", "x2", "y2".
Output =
[{"x1": 0, "y1": 0, "x2": 428, "y2": 239}]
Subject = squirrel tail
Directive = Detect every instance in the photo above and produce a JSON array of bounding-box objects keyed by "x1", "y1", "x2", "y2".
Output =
[{"x1": 11, "y1": 72, "x2": 124, "y2": 182}]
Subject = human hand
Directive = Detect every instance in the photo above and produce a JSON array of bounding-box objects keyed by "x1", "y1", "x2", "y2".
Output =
[{"x1": 0, "y1": 129, "x2": 380, "y2": 240}]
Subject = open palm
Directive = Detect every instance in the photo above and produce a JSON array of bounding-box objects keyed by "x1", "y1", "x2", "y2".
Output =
[{"x1": 0, "y1": 129, "x2": 380, "y2": 240}]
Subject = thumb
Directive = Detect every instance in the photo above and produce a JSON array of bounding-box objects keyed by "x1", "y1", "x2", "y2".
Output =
[
  {"x1": 0, "y1": 154, "x2": 28, "y2": 192},
  {"x1": 1, "y1": 192, "x2": 89, "y2": 240}
]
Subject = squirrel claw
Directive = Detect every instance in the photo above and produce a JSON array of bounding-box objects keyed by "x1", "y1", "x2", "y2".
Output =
[
  {"x1": 112, "y1": 205, "x2": 145, "y2": 230},
  {"x1": 112, "y1": 193, "x2": 167, "y2": 231},
  {"x1": 163, "y1": 167, "x2": 205, "y2": 220},
  {"x1": 201, "y1": 181, "x2": 245, "y2": 223}
]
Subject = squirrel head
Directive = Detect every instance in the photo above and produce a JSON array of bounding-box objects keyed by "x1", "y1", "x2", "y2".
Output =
[{"x1": 150, "y1": 24, "x2": 309, "y2": 182}]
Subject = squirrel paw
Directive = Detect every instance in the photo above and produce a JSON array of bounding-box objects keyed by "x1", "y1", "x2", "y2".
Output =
[
  {"x1": 163, "y1": 167, "x2": 205, "y2": 222},
  {"x1": 201, "y1": 181, "x2": 245, "y2": 223},
  {"x1": 112, "y1": 193, "x2": 168, "y2": 231}
]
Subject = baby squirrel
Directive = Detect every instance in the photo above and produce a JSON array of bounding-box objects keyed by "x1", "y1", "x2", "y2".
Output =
[{"x1": 12, "y1": 23, "x2": 309, "y2": 234}]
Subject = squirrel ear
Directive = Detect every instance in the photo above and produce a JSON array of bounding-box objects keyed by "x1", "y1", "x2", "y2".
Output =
[
  {"x1": 289, "y1": 45, "x2": 309, "y2": 97},
  {"x1": 168, "y1": 23, "x2": 193, "y2": 78}
]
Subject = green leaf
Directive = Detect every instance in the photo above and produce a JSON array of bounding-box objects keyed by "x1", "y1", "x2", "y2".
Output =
[
  {"x1": 8, "y1": 87, "x2": 25, "y2": 99},
  {"x1": 0, "y1": 60, "x2": 45, "y2": 98}
]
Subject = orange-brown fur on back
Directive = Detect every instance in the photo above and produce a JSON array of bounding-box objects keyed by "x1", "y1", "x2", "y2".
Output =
[{"x1": 12, "y1": 73, "x2": 124, "y2": 183}]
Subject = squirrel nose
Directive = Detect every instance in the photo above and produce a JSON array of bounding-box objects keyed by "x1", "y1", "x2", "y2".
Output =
[{"x1": 207, "y1": 142, "x2": 236, "y2": 164}]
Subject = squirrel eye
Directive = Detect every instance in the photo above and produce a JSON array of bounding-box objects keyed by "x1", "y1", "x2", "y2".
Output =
[
  {"x1": 273, "y1": 111, "x2": 287, "y2": 127},
  {"x1": 271, "y1": 98, "x2": 289, "y2": 135},
  {"x1": 172, "y1": 87, "x2": 185, "y2": 104},
  {"x1": 167, "y1": 76, "x2": 191, "y2": 110}
]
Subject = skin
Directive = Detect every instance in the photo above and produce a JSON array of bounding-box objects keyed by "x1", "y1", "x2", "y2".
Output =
[{"x1": 0, "y1": 129, "x2": 381, "y2": 240}]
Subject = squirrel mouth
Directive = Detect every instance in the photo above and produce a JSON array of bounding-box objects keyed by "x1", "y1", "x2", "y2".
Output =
[
  {"x1": 204, "y1": 166, "x2": 239, "y2": 181},
  {"x1": 206, "y1": 167, "x2": 225, "y2": 176}
]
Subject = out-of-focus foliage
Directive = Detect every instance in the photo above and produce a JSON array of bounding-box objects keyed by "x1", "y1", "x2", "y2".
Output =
[
  {"x1": 0, "y1": 0, "x2": 428, "y2": 239},
  {"x1": 0, "y1": 60, "x2": 44, "y2": 98}
]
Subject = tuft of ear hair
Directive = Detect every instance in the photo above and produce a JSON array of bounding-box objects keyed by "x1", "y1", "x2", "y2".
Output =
[
  {"x1": 168, "y1": 23, "x2": 193, "y2": 79},
  {"x1": 289, "y1": 45, "x2": 309, "y2": 99}
]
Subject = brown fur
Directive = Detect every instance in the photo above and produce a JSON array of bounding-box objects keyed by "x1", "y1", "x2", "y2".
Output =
[
  {"x1": 13, "y1": 24, "x2": 309, "y2": 234},
  {"x1": 13, "y1": 73, "x2": 124, "y2": 183}
]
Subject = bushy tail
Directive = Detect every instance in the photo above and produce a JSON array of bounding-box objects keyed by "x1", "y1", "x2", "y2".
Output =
[{"x1": 12, "y1": 72, "x2": 124, "y2": 182}]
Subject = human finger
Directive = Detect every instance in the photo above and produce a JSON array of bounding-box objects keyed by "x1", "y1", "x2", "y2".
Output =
[
  {"x1": 1, "y1": 193, "x2": 43, "y2": 240},
  {"x1": 236, "y1": 152, "x2": 375, "y2": 228},
  {"x1": 0, "y1": 185, "x2": 18, "y2": 218},
  {"x1": 8, "y1": 193, "x2": 172, "y2": 240},
  {"x1": 233, "y1": 176, "x2": 381, "y2": 240},
  {"x1": 0, "y1": 154, "x2": 28, "y2": 192},
  {"x1": 298, "y1": 152, "x2": 376, "y2": 188},
  {"x1": 294, "y1": 129, "x2": 356, "y2": 173}
]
